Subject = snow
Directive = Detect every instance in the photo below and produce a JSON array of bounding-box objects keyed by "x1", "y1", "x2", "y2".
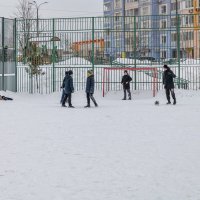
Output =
[
  {"x1": 0, "y1": 90, "x2": 200, "y2": 200},
  {"x1": 113, "y1": 58, "x2": 153, "y2": 65},
  {"x1": 58, "y1": 57, "x2": 92, "y2": 66},
  {"x1": 114, "y1": 58, "x2": 200, "y2": 66}
]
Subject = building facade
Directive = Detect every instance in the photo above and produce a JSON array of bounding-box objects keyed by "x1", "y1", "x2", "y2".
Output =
[{"x1": 104, "y1": 0, "x2": 200, "y2": 61}]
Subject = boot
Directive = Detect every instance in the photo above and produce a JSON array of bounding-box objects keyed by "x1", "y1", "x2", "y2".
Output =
[
  {"x1": 166, "y1": 102, "x2": 171, "y2": 105},
  {"x1": 172, "y1": 91, "x2": 176, "y2": 105},
  {"x1": 122, "y1": 98, "x2": 126, "y2": 100},
  {"x1": 94, "y1": 103, "x2": 98, "y2": 107},
  {"x1": 69, "y1": 105, "x2": 75, "y2": 108},
  {"x1": 62, "y1": 104, "x2": 67, "y2": 107},
  {"x1": 173, "y1": 99, "x2": 176, "y2": 105},
  {"x1": 84, "y1": 105, "x2": 90, "y2": 108}
]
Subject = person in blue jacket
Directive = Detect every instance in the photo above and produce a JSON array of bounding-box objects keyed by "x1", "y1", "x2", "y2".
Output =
[
  {"x1": 85, "y1": 70, "x2": 98, "y2": 108},
  {"x1": 62, "y1": 70, "x2": 75, "y2": 108}
]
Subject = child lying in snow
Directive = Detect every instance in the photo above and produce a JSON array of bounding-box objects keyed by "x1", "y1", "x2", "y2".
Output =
[{"x1": 0, "y1": 95, "x2": 13, "y2": 101}]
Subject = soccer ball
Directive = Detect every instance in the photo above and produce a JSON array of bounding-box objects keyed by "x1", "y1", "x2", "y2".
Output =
[{"x1": 154, "y1": 101, "x2": 159, "y2": 106}]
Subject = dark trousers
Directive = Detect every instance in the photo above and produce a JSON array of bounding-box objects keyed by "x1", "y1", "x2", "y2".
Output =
[
  {"x1": 165, "y1": 88, "x2": 176, "y2": 103},
  {"x1": 60, "y1": 89, "x2": 65, "y2": 103},
  {"x1": 62, "y1": 93, "x2": 72, "y2": 106},
  {"x1": 86, "y1": 93, "x2": 97, "y2": 106},
  {"x1": 123, "y1": 89, "x2": 131, "y2": 100}
]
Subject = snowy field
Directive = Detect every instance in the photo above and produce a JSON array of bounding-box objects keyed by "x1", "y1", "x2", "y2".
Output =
[{"x1": 0, "y1": 90, "x2": 200, "y2": 200}]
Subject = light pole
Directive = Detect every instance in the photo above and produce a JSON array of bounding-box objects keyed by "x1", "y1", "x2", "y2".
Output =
[{"x1": 29, "y1": 1, "x2": 48, "y2": 36}]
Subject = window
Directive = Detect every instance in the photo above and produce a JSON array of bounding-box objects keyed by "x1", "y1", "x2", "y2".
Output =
[
  {"x1": 142, "y1": 7, "x2": 149, "y2": 15},
  {"x1": 115, "y1": 13, "x2": 121, "y2": 22},
  {"x1": 115, "y1": 0, "x2": 121, "y2": 8},
  {"x1": 171, "y1": 33, "x2": 177, "y2": 42},
  {"x1": 171, "y1": 18, "x2": 176, "y2": 27},
  {"x1": 129, "y1": 9, "x2": 134, "y2": 16},
  {"x1": 171, "y1": 2, "x2": 180, "y2": 11},
  {"x1": 134, "y1": 8, "x2": 139, "y2": 16},
  {"x1": 161, "y1": 35, "x2": 167, "y2": 44},
  {"x1": 105, "y1": 41, "x2": 110, "y2": 48},
  {"x1": 125, "y1": 24, "x2": 130, "y2": 30},
  {"x1": 182, "y1": 31, "x2": 194, "y2": 40},
  {"x1": 172, "y1": 49, "x2": 177, "y2": 58},
  {"x1": 125, "y1": 38, "x2": 131, "y2": 45},
  {"x1": 116, "y1": 25, "x2": 121, "y2": 30},
  {"x1": 126, "y1": 9, "x2": 134, "y2": 16},
  {"x1": 161, "y1": 20, "x2": 167, "y2": 28},
  {"x1": 160, "y1": 5, "x2": 167, "y2": 14},
  {"x1": 116, "y1": 40, "x2": 121, "y2": 48},
  {"x1": 185, "y1": 16, "x2": 193, "y2": 25},
  {"x1": 104, "y1": 3, "x2": 112, "y2": 12},
  {"x1": 185, "y1": 0, "x2": 193, "y2": 8},
  {"x1": 161, "y1": 51, "x2": 167, "y2": 58},
  {"x1": 143, "y1": 21, "x2": 149, "y2": 28}
]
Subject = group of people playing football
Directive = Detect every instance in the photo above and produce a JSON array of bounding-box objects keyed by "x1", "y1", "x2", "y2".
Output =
[{"x1": 60, "y1": 64, "x2": 176, "y2": 108}]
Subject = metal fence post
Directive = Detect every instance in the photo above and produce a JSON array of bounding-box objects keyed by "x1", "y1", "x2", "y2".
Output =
[
  {"x1": 2, "y1": 17, "x2": 5, "y2": 91},
  {"x1": 134, "y1": 16, "x2": 137, "y2": 90},
  {"x1": 52, "y1": 18, "x2": 55, "y2": 92},
  {"x1": 92, "y1": 17, "x2": 95, "y2": 71},
  {"x1": 177, "y1": 14, "x2": 181, "y2": 88},
  {"x1": 14, "y1": 18, "x2": 17, "y2": 92}
]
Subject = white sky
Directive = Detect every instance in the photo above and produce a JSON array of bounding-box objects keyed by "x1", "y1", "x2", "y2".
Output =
[{"x1": 0, "y1": 0, "x2": 103, "y2": 18}]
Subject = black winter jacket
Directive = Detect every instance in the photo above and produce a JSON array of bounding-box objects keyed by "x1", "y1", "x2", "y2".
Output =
[
  {"x1": 64, "y1": 74, "x2": 74, "y2": 94},
  {"x1": 121, "y1": 75, "x2": 132, "y2": 89},
  {"x1": 86, "y1": 75, "x2": 95, "y2": 94},
  {"x1": 163, "y1": 69, "x2": 176, "y2": 89}
]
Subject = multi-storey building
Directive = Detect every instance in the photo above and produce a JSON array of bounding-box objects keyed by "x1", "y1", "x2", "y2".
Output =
[{"x1": 104, "y1": 0, "x2": 200, "y2": 61}]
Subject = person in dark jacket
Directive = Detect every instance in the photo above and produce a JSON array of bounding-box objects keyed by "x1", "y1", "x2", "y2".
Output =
[
  {"x1": 60, "y1": 71, "x2": 68, "y2": 104},
  {"x1": 62, "y1": 70, "x2": 75, "y2": 108},
  {"x1": 121, "y1": 70, "x2": 132, "y2": 100},
  {"x1": 163, "y1": 65, "x2": 177, "y2": 105},
  {"x1": 0, "y1": 95, "x2": 13, "y2": 101},
  {"x1": 85, "y1": 70, "x2": 98, "y2": 108}
]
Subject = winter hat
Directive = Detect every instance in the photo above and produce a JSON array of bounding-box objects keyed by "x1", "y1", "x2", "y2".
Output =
[
  {"x1": 124, "y1": 70, "x2": 128, "y2": 73},
  {"x1": 87, "y1": 70, "x2": 93, "y2": 77},
  {"x1": 68, "y1": 70, "x2": 73, "y2": 75},
  {"x1": 163, "y1": 65, "x2": 169, "y2": 70}
]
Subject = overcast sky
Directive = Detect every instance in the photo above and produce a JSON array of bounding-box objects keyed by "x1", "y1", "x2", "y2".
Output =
[{"x1": 0, "y1": 0, "x2": 103, "y2": 18}]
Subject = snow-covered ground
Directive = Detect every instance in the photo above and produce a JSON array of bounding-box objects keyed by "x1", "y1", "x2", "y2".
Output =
[{"x1": 0, "y1": 90, "x2": 200, "y2": 200}]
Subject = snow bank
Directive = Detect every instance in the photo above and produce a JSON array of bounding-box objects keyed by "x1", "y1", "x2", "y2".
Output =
[
  {"x1": 113, "y1": 58, "x2": 153, "y2": 65},
  {"x1": 58, "y1": 57, "x2": 92, "y2": 66},
  {"x1": 180, "y1": 58, "x2": 200, "y2": 65}
]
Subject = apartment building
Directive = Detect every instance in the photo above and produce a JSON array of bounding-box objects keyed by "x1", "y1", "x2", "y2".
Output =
[{"x1": 104, "y1": 0, "x2": 200, "y2": 60}]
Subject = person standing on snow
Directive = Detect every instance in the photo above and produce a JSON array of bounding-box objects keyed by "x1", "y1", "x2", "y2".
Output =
[
  {"x1": 84, "y1": 70, "x2": 98, "y2": 108},
  {"x1": 60, "y1": 71, "x2": 68, "y2": 104},
  {"x1": 121, "y1": 70, "x2": 132, "y2": 100},
  {"x1": 163, "y1": 65, "x2": 177, "y2": 105},
  {"x1": 62, "y1": 70, "x2": 75, "y2": 108}
]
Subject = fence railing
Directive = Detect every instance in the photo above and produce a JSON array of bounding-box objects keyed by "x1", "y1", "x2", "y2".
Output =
[
  {"x1": 17, "y1": 65, "x2": 200, "y2": 94},
  {"x1": 1, "y1": 15, "x2": 200, "y2": 93},
  {"x1": 0, "y1": 17, "x2": 16, "y2": 92}
]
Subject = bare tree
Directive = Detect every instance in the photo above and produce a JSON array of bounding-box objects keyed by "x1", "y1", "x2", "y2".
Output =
[{"x1": 14, "y1": 0, "x2": 36, "y2": 62}]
